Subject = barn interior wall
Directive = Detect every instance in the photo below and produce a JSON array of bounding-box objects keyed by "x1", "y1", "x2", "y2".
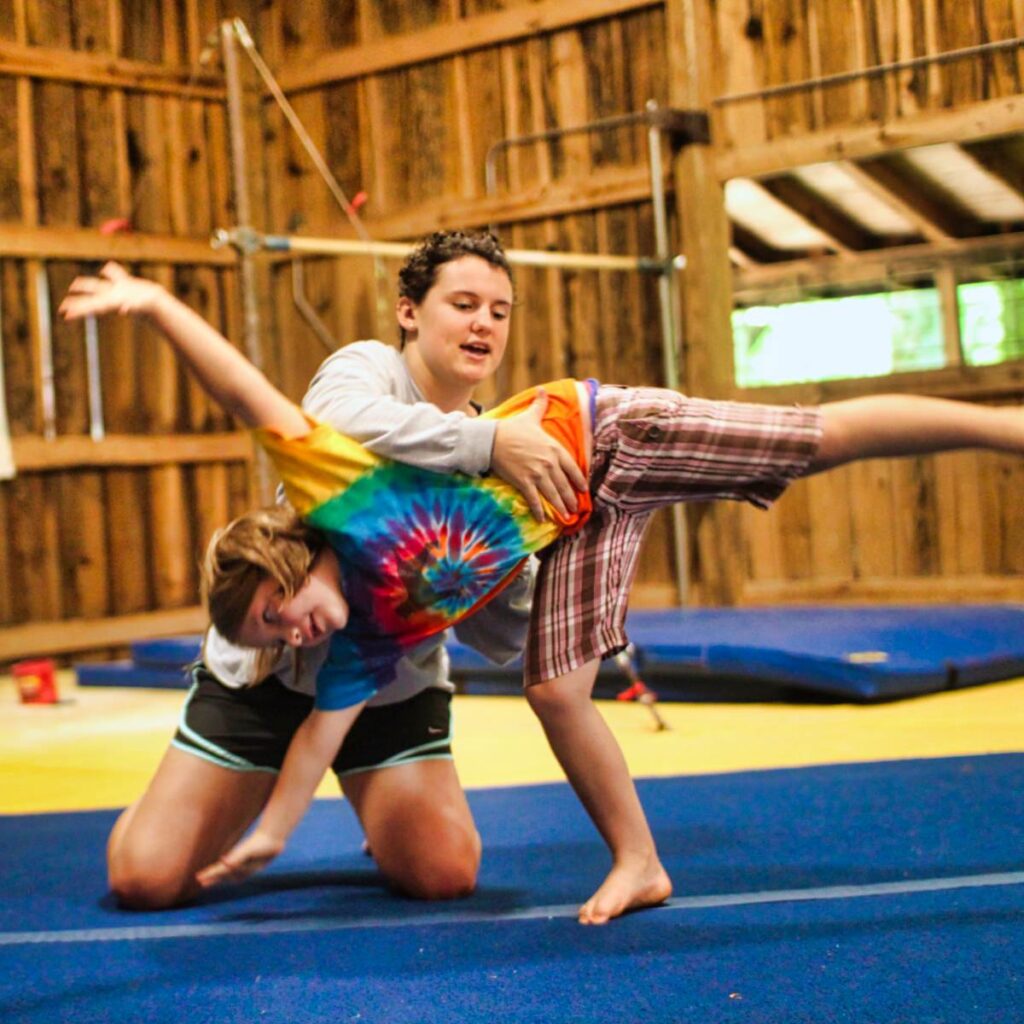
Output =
[{"x1": 2, "y1": 0, "x2": 1022, "y2": 662}]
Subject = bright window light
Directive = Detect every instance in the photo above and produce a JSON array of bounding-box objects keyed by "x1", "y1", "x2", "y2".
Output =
[{"x1": 733, "y1": 288, "x2": 945, "y2": 387}]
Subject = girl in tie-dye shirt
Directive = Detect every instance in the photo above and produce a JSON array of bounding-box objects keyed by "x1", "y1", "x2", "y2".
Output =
[{"x1": 226, "y1": 377, "x2": 595, "y2": 711}]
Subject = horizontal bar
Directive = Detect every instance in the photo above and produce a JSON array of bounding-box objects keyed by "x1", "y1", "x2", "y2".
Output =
[
  {"x1": 216, "y1": 229, "x2": 684, "y2": 274},
  {"x1": 715, "y1": 36, "x2": 1024, "y2": 106}
]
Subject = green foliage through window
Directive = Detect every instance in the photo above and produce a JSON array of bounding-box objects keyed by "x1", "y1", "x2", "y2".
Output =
[{"x1": 732, "y1": 277, "x2": 1024, "y2": 387}]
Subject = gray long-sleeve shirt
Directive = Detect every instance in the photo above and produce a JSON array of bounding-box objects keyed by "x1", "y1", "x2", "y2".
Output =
[{"x1": 204, "y1": 340, "x2": 534, "y2": 702}]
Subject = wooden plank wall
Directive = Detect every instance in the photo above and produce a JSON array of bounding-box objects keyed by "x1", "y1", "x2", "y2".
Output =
[
  {"x1": 710, "y1": 0, "x2": 1024, "y2": 604},
  {"x1": 258, "y1": 0, "x2": 677, "y2": 606},
  {"x1": 255, "y1": 0, "x2": 1024, "y2": 609},
  {"x1": 4, "y1": 0, "x2": 1024, "y2": 666},
  {"x1": 0, "y1": 0, "x2": 260, "y2": 664}
]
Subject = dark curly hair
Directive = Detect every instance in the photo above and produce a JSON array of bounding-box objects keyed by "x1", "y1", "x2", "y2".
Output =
[{"x1": 397, "y1": 231, "x2": 513, "y2": 346}]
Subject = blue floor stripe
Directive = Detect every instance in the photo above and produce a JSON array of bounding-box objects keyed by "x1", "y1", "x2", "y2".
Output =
[{"x1": 4, "y1": 868, "x2": 1022, "y2": 948}]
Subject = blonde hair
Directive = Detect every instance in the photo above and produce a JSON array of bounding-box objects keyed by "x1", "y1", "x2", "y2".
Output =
[{"x1": 201, "y1": 505, "x2": 326, "y2": 676}]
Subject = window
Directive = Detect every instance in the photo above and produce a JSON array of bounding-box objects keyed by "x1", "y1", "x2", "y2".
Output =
[{"x1": 732, "y1": 274, "x2": 1024, "y2": 387}]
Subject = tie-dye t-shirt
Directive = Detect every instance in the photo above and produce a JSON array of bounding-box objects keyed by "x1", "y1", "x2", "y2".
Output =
[{"x1": 256, "y1": 378, "x2": 594, "y2": 710}]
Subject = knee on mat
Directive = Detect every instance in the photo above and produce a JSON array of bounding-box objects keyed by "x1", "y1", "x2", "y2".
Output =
[
  {"x1": 387, "y1": 829, "x2": 481, "y2": 901},
  {"x1": 108, "y1": 857, "x2": 194, "y2": 910}
]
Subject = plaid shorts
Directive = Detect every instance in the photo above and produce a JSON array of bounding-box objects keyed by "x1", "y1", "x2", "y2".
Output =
[{"x1": 524, "y1": 385, "x2": 824, "y2": 684}]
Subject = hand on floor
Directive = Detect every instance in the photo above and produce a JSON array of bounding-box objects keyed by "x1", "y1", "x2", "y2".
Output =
[{"x1": 196, "y1": 829, "x2": 285, "y2": 888}]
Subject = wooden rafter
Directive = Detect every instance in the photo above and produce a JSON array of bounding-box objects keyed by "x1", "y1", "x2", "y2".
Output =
[
  {"x1": 0, "y1": 606, "x2": 209, "y2": 661},
  {"x1": 960, "y1": 138, "x2": 1024, "y2": 202},
  {"x1": 733, "y1": 228, "x2": 1024, "y2": 299},
  {"x1": 842, "y1": 158, "x2": 964, "y2": 242},
  {"x1": 715, "y1": 94, "x2": 1024, "y2": 181},
  {"x1": 730, "y1": 223, "x2": 800, "y2": 264},
  {"x1": 759, "y1": 175, "x2": 878, "y2": 253}
]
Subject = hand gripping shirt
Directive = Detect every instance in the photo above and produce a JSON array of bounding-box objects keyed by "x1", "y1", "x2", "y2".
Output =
[{"x1": 256, "y1": 379, "x2": 594, "y2": 710}]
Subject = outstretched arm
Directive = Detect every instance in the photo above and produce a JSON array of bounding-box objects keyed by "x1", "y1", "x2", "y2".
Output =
[
  {"x1": 196, "y1": 703, "x2": 365, "y2": 887},
  {"x1": 59, "y1": 263, "x2": 308, "y2": 438}
]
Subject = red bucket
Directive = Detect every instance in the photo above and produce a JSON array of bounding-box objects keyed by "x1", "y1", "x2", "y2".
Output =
[{"x1": 13, "y1": 659, "x2": 58, "y2": 704}]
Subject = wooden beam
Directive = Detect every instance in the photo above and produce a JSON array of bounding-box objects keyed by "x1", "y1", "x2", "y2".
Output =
[
  {"x1": 276, "y1": 0, "x2": 659, "y2": 94},
  {"x1": 935, "y1": 264, "x2": 963, "y2": 368},
  {"x1": 759, "y1": 175, "x2": 877, "y2": 253},
  {"x1": 0, "y1": 224, "x2": 235, "y2": 264},
  {"x1": 844, "y1": 158, "x2": 968, "y2": 242},
  {"x1": 960, "y1": 138, "x2": 1024, "y2": 202},
  {"x1": 743, "y1": 574, "x2": 1024, "y2": 605},
  {"x1": 0, "y1": 39, "x2": 224, "y2": 98},
  {"x1": 12, "y1": 432, "x2": 252, "y2": 471},
  {"x1": 0, "y1": 605, "x2": 208, "y2": 662},
  {"x1": 715, "y1": 94, "x2": 1024, "y2": 182},
  {"x1": 731, "y1": 359, "x2": 1024, "y2": 407},
  {"x1": 730, "y1": 222, "x2": 802, "y2": 264},
  {"x1": 666, "y1": 0, "x2": 739, "y2": 607},
  {"x1": 733, "y1": 228, "x2": 1024, "y2": 298}
]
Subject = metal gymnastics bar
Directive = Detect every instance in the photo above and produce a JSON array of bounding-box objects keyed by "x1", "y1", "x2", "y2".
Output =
[{"x1": 212, "y1": 228, "x2": 684, "y2": 275}]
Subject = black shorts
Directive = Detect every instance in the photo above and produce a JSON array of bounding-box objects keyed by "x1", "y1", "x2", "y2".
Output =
[{"x1": 171, "y1": 663, "x2": 453, "y2": 778}]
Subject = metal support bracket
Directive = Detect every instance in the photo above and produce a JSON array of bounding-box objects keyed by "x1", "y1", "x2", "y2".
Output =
[{"x1": 648, "y1": 108, "x2": 712, "y2": 149}]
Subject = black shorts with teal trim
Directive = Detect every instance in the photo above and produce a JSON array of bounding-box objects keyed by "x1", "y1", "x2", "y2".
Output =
[{"x1": 171, "y1": 663, "x2": 454, "y2": 778}]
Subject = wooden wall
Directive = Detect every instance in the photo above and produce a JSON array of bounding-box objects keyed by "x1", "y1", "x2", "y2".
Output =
[
  {"x1": 0, "y1": 0, "x2": 260, "y2": 663},
  {"x1": 2, "y1": 0, "x2": 1023, "y2": 664},
  {"x1": 255, "y1": 0, "x2": 1024, "y2": 609},
  {"x1": 710, "y1": 0, "x2": 1024, "y2": 604}
]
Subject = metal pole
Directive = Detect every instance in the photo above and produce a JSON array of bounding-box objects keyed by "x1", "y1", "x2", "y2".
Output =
[
  {"x1": 34, "y1": 267, "x2": 56, "y2": 441},
  {"x1": 214, "y1": 228, "x2": 680, "y2": 275},
  {"x1": 714, "y1": 35, "x2": 1024, "y2": 105},
  {"x1": 221, "y1": 20, "x2": 272, "y2": 499},
  {"x1": 485, "y1": 110, "x2": 649, "y2": 197},
  {"x1": 646, "y1": 99, "x2": 689, "y2": 607},
  {"x1": 291, "y1": 259, "x2": 341, "y2": 353},
  {"x1": 84, "y1": 315, "x2": 105, "y2": 441},
  {"x1": 230, "y1": 18, "x2": 392, "y2": 336},
  {"x1": 221, "y1": 23, "x2": 263, "y2": 373}
]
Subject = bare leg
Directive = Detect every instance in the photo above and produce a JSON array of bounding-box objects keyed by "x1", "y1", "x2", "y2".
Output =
[
  {"x1": 341, "y1": 759, "x2": 480, "y2": 900},
  {"x1": 526, "y1": 659, "x2": 672, "y2": 925},
  {"x1": 107, "y1": 746, "x2": 276, "y2": 909},
  {"x1": 812, "y1": 394, "x2": 1024, "y2": 473}
]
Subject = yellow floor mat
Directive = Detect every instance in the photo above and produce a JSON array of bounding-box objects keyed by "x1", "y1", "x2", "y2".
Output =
[{"x1": 2, "y1": 670, "x2": 1022, "y2": 814}]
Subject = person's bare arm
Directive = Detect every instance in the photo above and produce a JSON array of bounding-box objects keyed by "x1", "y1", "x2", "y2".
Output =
[
  {"x1": 195, "y1": 703, "x2": 364, "y2": 887},
  {"x1": 60, "y1": 263, "x2": 307, "y2": 438}
]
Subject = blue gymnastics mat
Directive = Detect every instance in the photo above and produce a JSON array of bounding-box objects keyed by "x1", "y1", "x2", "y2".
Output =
[
  {"x1": 3, "y1": 756, "x2": 1024, "y2": 1024},
  {"x1": 451, "y1": 604, "x2": 1024, "y2": 701},
  {"x1": 74, "y1": 604, "x2": 1024, "y2": 702}
]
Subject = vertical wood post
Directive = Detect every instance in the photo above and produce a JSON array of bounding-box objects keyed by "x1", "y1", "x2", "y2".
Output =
[{"x1": 665, "y1": 0, "x2": 745, "y2": 605}]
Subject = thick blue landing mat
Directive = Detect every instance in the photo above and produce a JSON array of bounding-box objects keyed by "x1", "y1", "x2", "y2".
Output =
[
  {"x1": 625, "y1": 604, "x2": 1024, "y2": 700},
  {"x1": 76, "y1": 604, "x2": 1024, "y2": 701},
  {"x1": 2, "y1": 755, "x2": 1024, "y2": 1023},
  {"x1": 454, "y1": 603, "x2": 1024, "y2": 700}
]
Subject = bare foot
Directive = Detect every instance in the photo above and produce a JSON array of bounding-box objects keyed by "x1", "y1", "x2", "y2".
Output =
[{"x1": 577, "y1": 856, "x2": 672, "y2": 925}]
